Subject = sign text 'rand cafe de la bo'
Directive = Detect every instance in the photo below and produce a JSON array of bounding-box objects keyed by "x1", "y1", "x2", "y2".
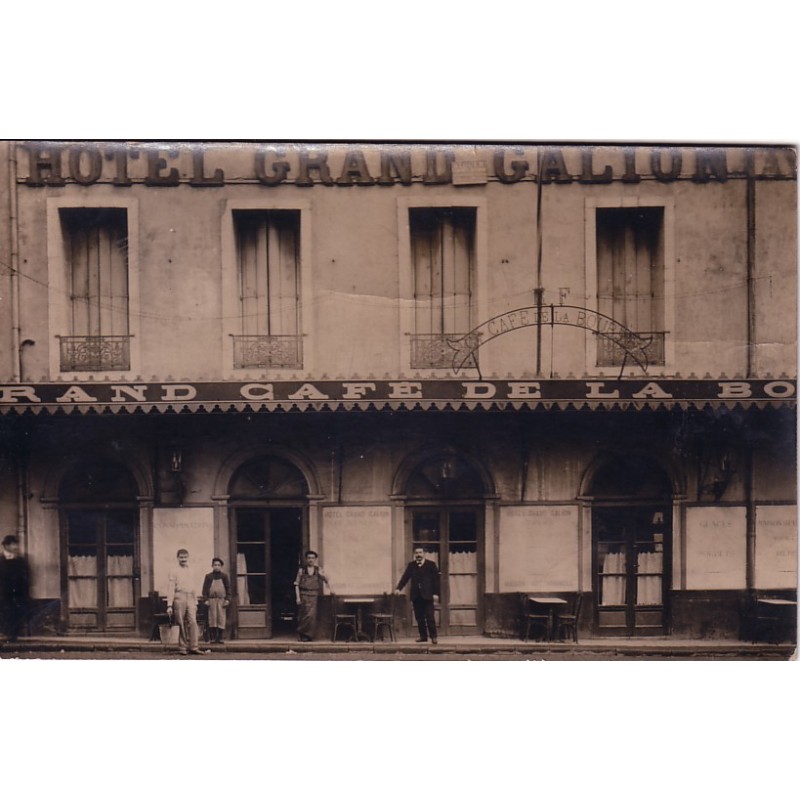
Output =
[{"x1": 0, "y1": 379, "x2": 795, "y2": 410}]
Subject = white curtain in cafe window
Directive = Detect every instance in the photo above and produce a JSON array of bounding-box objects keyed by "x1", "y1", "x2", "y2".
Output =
[
  {"x1": 68, "y1": 555, "x2": 98, "y2": 608},
  {"x1": 237, "y1": 552, "x2": 251, "y2": 605},
  {"x1": 448, "y1": 550, "x2": 477, "y2": 605},
  {"x1": 107, "y1": 554, "x2": 134, "y2": 607},
  {"x1": 636, "y1": 551, "x2": 663, "y2": 606},
  {"x1": 600, "y1": 550, "x2": 626, "y2": 606}
]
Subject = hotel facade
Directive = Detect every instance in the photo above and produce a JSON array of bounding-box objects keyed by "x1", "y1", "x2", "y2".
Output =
[{"x1": 0, "y1": 141, "x2": 796, "y2": 641}]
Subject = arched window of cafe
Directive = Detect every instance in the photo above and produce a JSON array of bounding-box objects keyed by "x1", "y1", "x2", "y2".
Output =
[
  {"x1": 589, "y1": 454, "x2": 672, "y2": 499},
  {"x1": 405, "y1": 453, "x2": 485, "y2": 499},
  {"x1": 229, "y1": 455, "x2": 309, "y2": 499}
]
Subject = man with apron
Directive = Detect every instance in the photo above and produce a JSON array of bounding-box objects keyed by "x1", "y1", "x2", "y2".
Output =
[{"x1": 294, "y1": 550, "x2": 330, "y2": 642}]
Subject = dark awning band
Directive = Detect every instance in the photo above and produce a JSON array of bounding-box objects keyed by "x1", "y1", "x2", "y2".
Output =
[{"x1": 0, "y1": 379, "x2": 795, "y2": 415}]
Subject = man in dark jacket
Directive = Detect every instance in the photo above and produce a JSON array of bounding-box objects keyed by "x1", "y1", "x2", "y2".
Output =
[
  {"x1": 395, "y1": 547, "x2": 440, "y2": 644},
  {"x1": 0, "y1": 534, "x2": 30, "y2": 643}
]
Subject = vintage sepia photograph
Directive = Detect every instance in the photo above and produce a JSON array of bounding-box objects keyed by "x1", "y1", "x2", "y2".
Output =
[
  {"x1": 3, "y1": 7, "x2": 798, "y2": 800},
  {"x1": 0, "y1": 140, "x2": 796, "y2": 662}
]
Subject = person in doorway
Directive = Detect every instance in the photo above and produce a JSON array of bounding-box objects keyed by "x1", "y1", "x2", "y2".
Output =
[
  {"x1": 0, "y1": 535, "x2": 30, "y2": 643},
  {"x1": 395, "y1": 547, "x2": 440, "y2": 644},
  {"x1": 202, "y1": 557, "x2": 231, "y2": 644},
  {"x1": 294, "y1": 550, "x2": 329, "y2": 642},
  {"x1": 166, "y1": 548, "x2": 204, "y2": 655}
]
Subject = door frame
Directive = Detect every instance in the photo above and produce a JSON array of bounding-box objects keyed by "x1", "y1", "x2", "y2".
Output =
[
  {"x1": 59, "y1": 504, "x2": 141, "y2": 633},
  {"x1": 591, "y1": 501, "x2": 672, "y2": 637},
  {"x1": 404, "y1": 502, "x2": 485, "y2": 635},
  {"x1": 230, "y1": 501, "x2": 308, "y2": 638}
]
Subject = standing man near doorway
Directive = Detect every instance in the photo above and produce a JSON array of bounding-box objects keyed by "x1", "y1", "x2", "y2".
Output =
[
  {"x1": 166, "y1": 548, "x2": 204, "y2": 656},
  {"x1": 395, "y1": 547, "x2": 440, "y2": 644},
  {"x1": 294, "y1": 550, "x2": 330, "y2": 642},
  {"x1": 0, "y1": 535, "x2": 30, "y2": 643}
]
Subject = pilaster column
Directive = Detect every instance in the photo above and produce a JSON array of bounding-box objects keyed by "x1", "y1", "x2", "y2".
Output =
[
  {"x1": 136, "y1": 495, "x2": 154, "y2": 595},
  {"x1": 307, "y1": 494, "x2": 326, "y2": 556},
  {"x1": 211, "y1": 494, "x2": 231, "y2": 563}
]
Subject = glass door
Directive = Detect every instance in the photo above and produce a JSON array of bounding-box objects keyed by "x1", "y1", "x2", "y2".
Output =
[
  {"x1": 235, "y1": 509, "x2": 269, "y2": 638},
  {"x1": 447, "y1": 511, "x2": 479, "y2": 631},
  {"x1": 594, "y1": 506, "x2": 669, "y2": 635},
  {"x1": 234, "y1": 507, "x2": 302, "y2": 639},
  {"x1": 64, "y1": 509, "x2": 137, "y2": 631},
  {"x1": 410, "y1": 507, "x2": 481, "y2": 635}
]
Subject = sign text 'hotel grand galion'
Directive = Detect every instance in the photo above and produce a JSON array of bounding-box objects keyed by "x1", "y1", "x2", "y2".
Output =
[{"x1": 18, "y1": 143, "x2": 796, "y2": 188}]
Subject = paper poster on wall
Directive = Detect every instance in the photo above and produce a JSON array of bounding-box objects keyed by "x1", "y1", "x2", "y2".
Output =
[
  {"x1": 322, "y1": 506, "x2": 392, "y2": 594},
  {"x1": 499, "y1": 506, "x2": 579, "y2": 592},
  {"x1": 755, "y1": 505, "x2": 798, "y2": 589},
  {"x1": 152, "y1": 507, "x2": 215, "y2": 595},
  {"x1": 685, "y1": 506, "x2": 746, "y2": 590}
]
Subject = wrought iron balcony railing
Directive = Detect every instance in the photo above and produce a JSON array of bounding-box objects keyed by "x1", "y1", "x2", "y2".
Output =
[
  {"x1": 596, "y1": 331, "x2": 666, "y2": 367},
  {"x1": 231, "y1": 334, "x2": 304, "y2": 369},
  {"x1": 59, "y1": 335, "x2": 132, "y2": 371},
  {"x1": 410, "y1": 333, "x2": 480, "y2": 370}
]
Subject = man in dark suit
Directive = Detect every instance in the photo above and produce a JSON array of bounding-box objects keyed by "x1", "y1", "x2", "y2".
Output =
[
  {"x1": 395, "y1": 547, "x2": 440, "y2": 644},
  {"x1": 0, "y1": 534, "x2": 30, "y2": 643}
]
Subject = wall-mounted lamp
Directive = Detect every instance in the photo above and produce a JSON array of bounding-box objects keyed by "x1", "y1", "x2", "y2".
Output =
[
  {"x1": 170, "y1": 447, "x2": 183, "y2": 473},
  {"x1": 440, "y1": 458, "x2": 455, "y2": 481},
  {"x1": 699, "y1": 452, "x2": 736, "y2": 501}
]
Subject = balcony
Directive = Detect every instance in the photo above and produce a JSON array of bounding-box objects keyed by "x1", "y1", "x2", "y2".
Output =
[
  {"x1": 596, "y1": 331, "x2": 666, "y2": 368},
  {"x1": 59, "y1": 335, "x2": 131, "y2": 372},
  {"x1": 231, "y1": 334, "x2": 303, "y2": 369},
  {"x1": 410, "y1": 333, "x2": 480, "y2": 370}
]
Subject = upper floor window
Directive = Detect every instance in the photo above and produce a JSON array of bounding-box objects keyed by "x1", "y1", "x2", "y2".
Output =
[
  {"x1": 232, "y1": 210, "x2": 302, "y2": 369},
  {"x1": 596, "y1": 207, "x2": 666, "y2": 367},
  {"x1": 409, "y1": 207, "x2": 477, "y2": 369},
  {"x1": 58, "y1": 208, "x2": 130, "y2": 372}
]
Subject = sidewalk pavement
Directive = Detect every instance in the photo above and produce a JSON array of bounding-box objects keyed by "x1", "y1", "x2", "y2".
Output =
[{"x1": 1, "y1": 634, "x2": 795, "y2": 659}]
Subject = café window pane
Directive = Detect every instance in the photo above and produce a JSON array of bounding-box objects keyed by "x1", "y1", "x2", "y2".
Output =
[{"x1": 413, "y1": 513, "x2": 441, "y2": 564}]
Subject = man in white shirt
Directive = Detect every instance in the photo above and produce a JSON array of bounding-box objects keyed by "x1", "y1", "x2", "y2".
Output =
[{"x1": 166, "y1": 548, "x2": 203, "y2": 655}]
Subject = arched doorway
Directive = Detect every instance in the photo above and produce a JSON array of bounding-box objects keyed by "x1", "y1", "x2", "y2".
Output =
[
  {"x1": 228, "y1": 455, "x2": 309, "y2": 639},
  {"x1": 59, "y1": 459, "x2": 139, "y2": 632},
  {"x1": 589, "y1": 455, "x2": 673, "y2": 636},
  {"x1": 403, "y1": 452, "x2": 487, "y2": 635}
]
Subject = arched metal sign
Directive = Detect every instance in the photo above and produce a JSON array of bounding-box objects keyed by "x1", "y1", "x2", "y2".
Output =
[{"x1": 446, "y1": 305, "x2": 656, "y2": 375}]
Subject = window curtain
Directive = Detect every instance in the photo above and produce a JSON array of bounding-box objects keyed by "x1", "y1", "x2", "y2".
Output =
[
  {"x1": 68, "y1": 555, "x2": 98, "y2": 608},
  {"x1": 600, "y1": 550, "x2": 626, "y2": 606},
  {"x1": 448, "y1": 549, "x2": 477, "y2": 605},
  {"x1": 411, "y1": 209, "x2": 474, "y2": 336},
  {"x1": 66, "y1": 211, "x2": 130, "y2": 337},
  {"x1": 106, "y1": 554, "x2": 134, "y2": 607},
  {"x1": 636, "y1": 550, "x2": 663, "y2": 606},
  {"x1": 236, "y1": 211, "x2": 300, "y2": 337},
  {"x1": 237, "y1": 552, "x2": 251, "y2": 605},
  {"x1": 596, "y1": 207, "x2": 663, "y2": 333}
]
